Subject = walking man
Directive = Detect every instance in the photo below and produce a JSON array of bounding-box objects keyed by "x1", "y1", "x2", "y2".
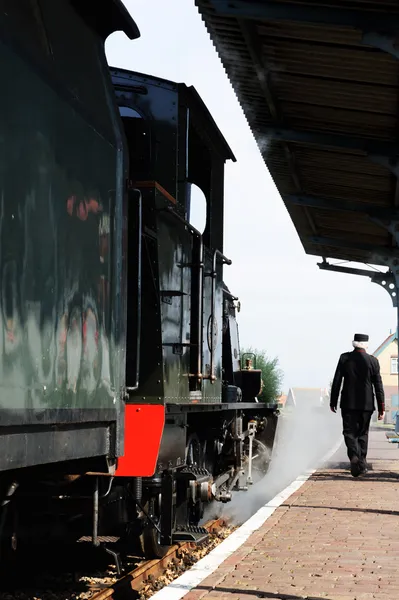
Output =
[{"x1": 330, "y1": 333, "x2": 385, "y2": 477}]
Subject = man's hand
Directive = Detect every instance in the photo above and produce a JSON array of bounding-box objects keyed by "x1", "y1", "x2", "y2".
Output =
[
  {"x1": 378, "y1": 411, "x2": 385, "y2": 421},
  {"x1": 330, "y1": 406, "x2": 337, "y2": 413}
]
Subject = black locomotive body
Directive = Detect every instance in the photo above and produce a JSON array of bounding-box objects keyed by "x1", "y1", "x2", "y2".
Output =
[{"x1": 0, "y1": 1, "x2": 279, "y2": 562}]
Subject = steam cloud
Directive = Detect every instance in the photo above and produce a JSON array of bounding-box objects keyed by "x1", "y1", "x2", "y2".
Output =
[{"x1": 207, "y1": 400, "x2": 342, "y2": 524}]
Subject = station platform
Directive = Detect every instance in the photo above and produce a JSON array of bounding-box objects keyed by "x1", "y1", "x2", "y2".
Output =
[{"x1": 178, "y1": 428, "x2": 399, "y2": 600}]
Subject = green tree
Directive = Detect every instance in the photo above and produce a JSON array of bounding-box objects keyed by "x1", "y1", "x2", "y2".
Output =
[{"x1": 241, "y1": 347, "x2": 284, "y2": 403}]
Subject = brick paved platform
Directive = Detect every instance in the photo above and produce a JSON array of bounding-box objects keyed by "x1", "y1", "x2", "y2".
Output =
[{"x1": 184, "y1": 428, "x2": 399, "y2": 600}]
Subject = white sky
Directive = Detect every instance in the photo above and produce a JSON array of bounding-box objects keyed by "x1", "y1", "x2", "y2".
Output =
[{"x1": 105, "y1": 0, "x2": 396, "y2": 393}]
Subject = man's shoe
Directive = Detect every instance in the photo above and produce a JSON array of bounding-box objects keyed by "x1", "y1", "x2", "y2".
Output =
[
  {"x1": 358, "y1": 459, "x2": 368, "y2": 476},
  {"x1": 350, "y1": 456, "x2": 361, "y2": 477}
]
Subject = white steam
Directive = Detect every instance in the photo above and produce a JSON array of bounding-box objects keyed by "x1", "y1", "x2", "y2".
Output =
[{"x1": 213, "y1": 400, "x2": 342, "y2": 524}]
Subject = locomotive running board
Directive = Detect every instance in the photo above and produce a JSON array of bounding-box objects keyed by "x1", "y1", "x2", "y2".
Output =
[{"x1": 172, "y1": 525, "x2": 209, "y2": 544}]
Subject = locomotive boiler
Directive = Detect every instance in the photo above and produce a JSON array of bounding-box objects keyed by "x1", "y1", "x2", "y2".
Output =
[{"x1": 0, "y1": 0, "x2": 279, "y2": 565}]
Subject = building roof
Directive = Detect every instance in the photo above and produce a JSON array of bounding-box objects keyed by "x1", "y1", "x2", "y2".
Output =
[
  {"x1": 373, "y1": 331, "x2": 398, "y2": 357},
  {"x1": 277, "y1": 394, "x2": 287, "y2": 406},
  {"x1": 195, "y1": 1, "x2": 399, "y2": 271},
  {"x1": 287, "y1": 387, "x2": 329, "y2": 407}
]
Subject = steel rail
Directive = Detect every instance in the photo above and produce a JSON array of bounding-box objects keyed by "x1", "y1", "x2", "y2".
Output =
[{"x1": 91, "y1": 517, "x2": 227, "y2": 600}]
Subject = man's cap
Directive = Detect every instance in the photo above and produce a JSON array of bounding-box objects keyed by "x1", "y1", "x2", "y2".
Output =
[{"x1": 354, "y1": 333, "x2": 369, "y2": 342}]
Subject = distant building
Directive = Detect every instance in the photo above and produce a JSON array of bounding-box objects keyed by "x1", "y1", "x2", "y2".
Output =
[
  {"x1": 373, "y1": 331, "x2": 398, "y2": 424},
  {"x1": 286, "y1": 387, "x2": 329, "y2": 409},
  {"x1": 277, "y1": 394, "x2": 287, "y2": 408}
]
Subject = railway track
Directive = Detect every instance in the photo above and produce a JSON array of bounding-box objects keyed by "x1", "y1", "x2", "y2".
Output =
[
  {"x1": 90, "y1": 518, "x2": 228, "y2": 600},
  {"x1": 0, "y1": 517, "x2": 230, "y2": 600}
]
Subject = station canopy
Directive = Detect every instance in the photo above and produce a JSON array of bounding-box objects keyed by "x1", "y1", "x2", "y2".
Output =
[{"x1": 195, "y1": 1, "x2": 399, "y2": 280}]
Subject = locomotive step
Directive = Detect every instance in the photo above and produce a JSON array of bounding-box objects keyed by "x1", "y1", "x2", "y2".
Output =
[
  {"x1": 77, "y1": 537, "x2": 122, "y2": 575},
  {"x1": 178, "y1": 466, "x2": 212, "y2": 477},
  {"x1": 77, "y1": 535, "x2": 121, "y2": 543},
  {"x1": 172, "y1": 525, "x2": 209, "y2": 544}
]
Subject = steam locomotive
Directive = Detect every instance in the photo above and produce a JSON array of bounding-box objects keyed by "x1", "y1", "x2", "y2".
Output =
[{"x1": 0, "y1": 0, "x2": 279, "y2": 565}]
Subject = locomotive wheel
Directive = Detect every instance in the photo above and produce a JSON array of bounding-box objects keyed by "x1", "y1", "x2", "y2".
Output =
[{"x1": 139, "y1": 495, "x2": 170, "y2": 559}]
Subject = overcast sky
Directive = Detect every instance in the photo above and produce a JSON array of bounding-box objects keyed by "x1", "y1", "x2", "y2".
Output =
[{"x1": 105, "y1": 0, "x2": 396, "y2": 393}]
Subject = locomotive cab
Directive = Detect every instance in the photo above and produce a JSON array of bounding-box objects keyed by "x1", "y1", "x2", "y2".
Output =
[{"x1": 111, "y1": 68, "x2": 237, "y2": 408}]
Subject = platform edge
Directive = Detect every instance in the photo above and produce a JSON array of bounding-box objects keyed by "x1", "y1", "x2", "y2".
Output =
[{"x1": 150, "y1": 437, "x2": 344, "y2": 600}]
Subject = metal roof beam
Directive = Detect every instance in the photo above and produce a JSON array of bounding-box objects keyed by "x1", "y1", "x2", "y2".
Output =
[
  {"x1": 238, "y1": 20, "x2": 278, "y2": 121},
  {"x1": 318, "y1": 260, "x2": 397, "y2": 306},
  {"x1": 208, "y1": 1, "x2": 399, "y2": 59},
  {"x1": 368, "y1": 216, "x2": 399, "y2": 248},
  {"x1": 208, "y1": 1, "x2": 398, "y2": 31},
  {"x1": 261, "y1": 127, "x2": 397, "y2": 155},
  {"x1": 318, "y1": 262, "x2": 385, "y2": 279},
  {"x1": 289, "y1": 195, "x2": 399, "y2": 249},
  {"x1": 262, "y1": 127, "x2": 399, "y2": 177},
  {"x1": 308, "y1": 235, "x2": 399, "y2": 260},
  {"x1": 284, "y1": 194, "x2": 399, "y2": 220}
]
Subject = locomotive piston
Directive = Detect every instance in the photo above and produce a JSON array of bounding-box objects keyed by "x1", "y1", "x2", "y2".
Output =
[
  {"x1": 189, "y1": 472, "x2": 215, "y2": 504},
  {"x1": 200, "y1": 481, "x2": 216, "y2": 502},
  {"x1": 190, "y1": 478, "x2": 230, "y2": 504}
]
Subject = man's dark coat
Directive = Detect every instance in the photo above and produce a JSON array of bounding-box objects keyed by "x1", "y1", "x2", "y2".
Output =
[{"x1": 330, "y1": 349, "x2": 385, "y2": 412}]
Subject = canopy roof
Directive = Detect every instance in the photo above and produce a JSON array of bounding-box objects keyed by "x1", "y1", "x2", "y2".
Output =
[{"x1": 195, "y1": 0, "x2": 399, "y2": 268}]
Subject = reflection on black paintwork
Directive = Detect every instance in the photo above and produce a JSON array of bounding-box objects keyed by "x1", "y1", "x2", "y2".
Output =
[{"x1": 0, "y1": 33, "x2": 123, "y2": 417}]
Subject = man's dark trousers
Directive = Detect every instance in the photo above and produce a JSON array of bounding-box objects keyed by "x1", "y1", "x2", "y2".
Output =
[{"x1": 341, "y1": 409, "x2": 373, "y2": 463}]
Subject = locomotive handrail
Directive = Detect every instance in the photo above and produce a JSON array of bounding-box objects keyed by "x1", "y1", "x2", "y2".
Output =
[
  {"x1": 206, "y1": 249, "x2": 232, "y2": 383},
  {"x1": 223, "y1": 288, "x2": 238, "y2": 302},
  {"x1": 164, "y1": 205, "x2": 202, "y2": 238},
  {"x1": 126, "y1": 188, "x2": 142, "y2": 393}
]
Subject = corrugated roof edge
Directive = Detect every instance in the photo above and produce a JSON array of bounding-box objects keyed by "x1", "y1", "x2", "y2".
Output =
[{"x1": 194, "y1": 1, "x2": 266, "y2": 163}]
